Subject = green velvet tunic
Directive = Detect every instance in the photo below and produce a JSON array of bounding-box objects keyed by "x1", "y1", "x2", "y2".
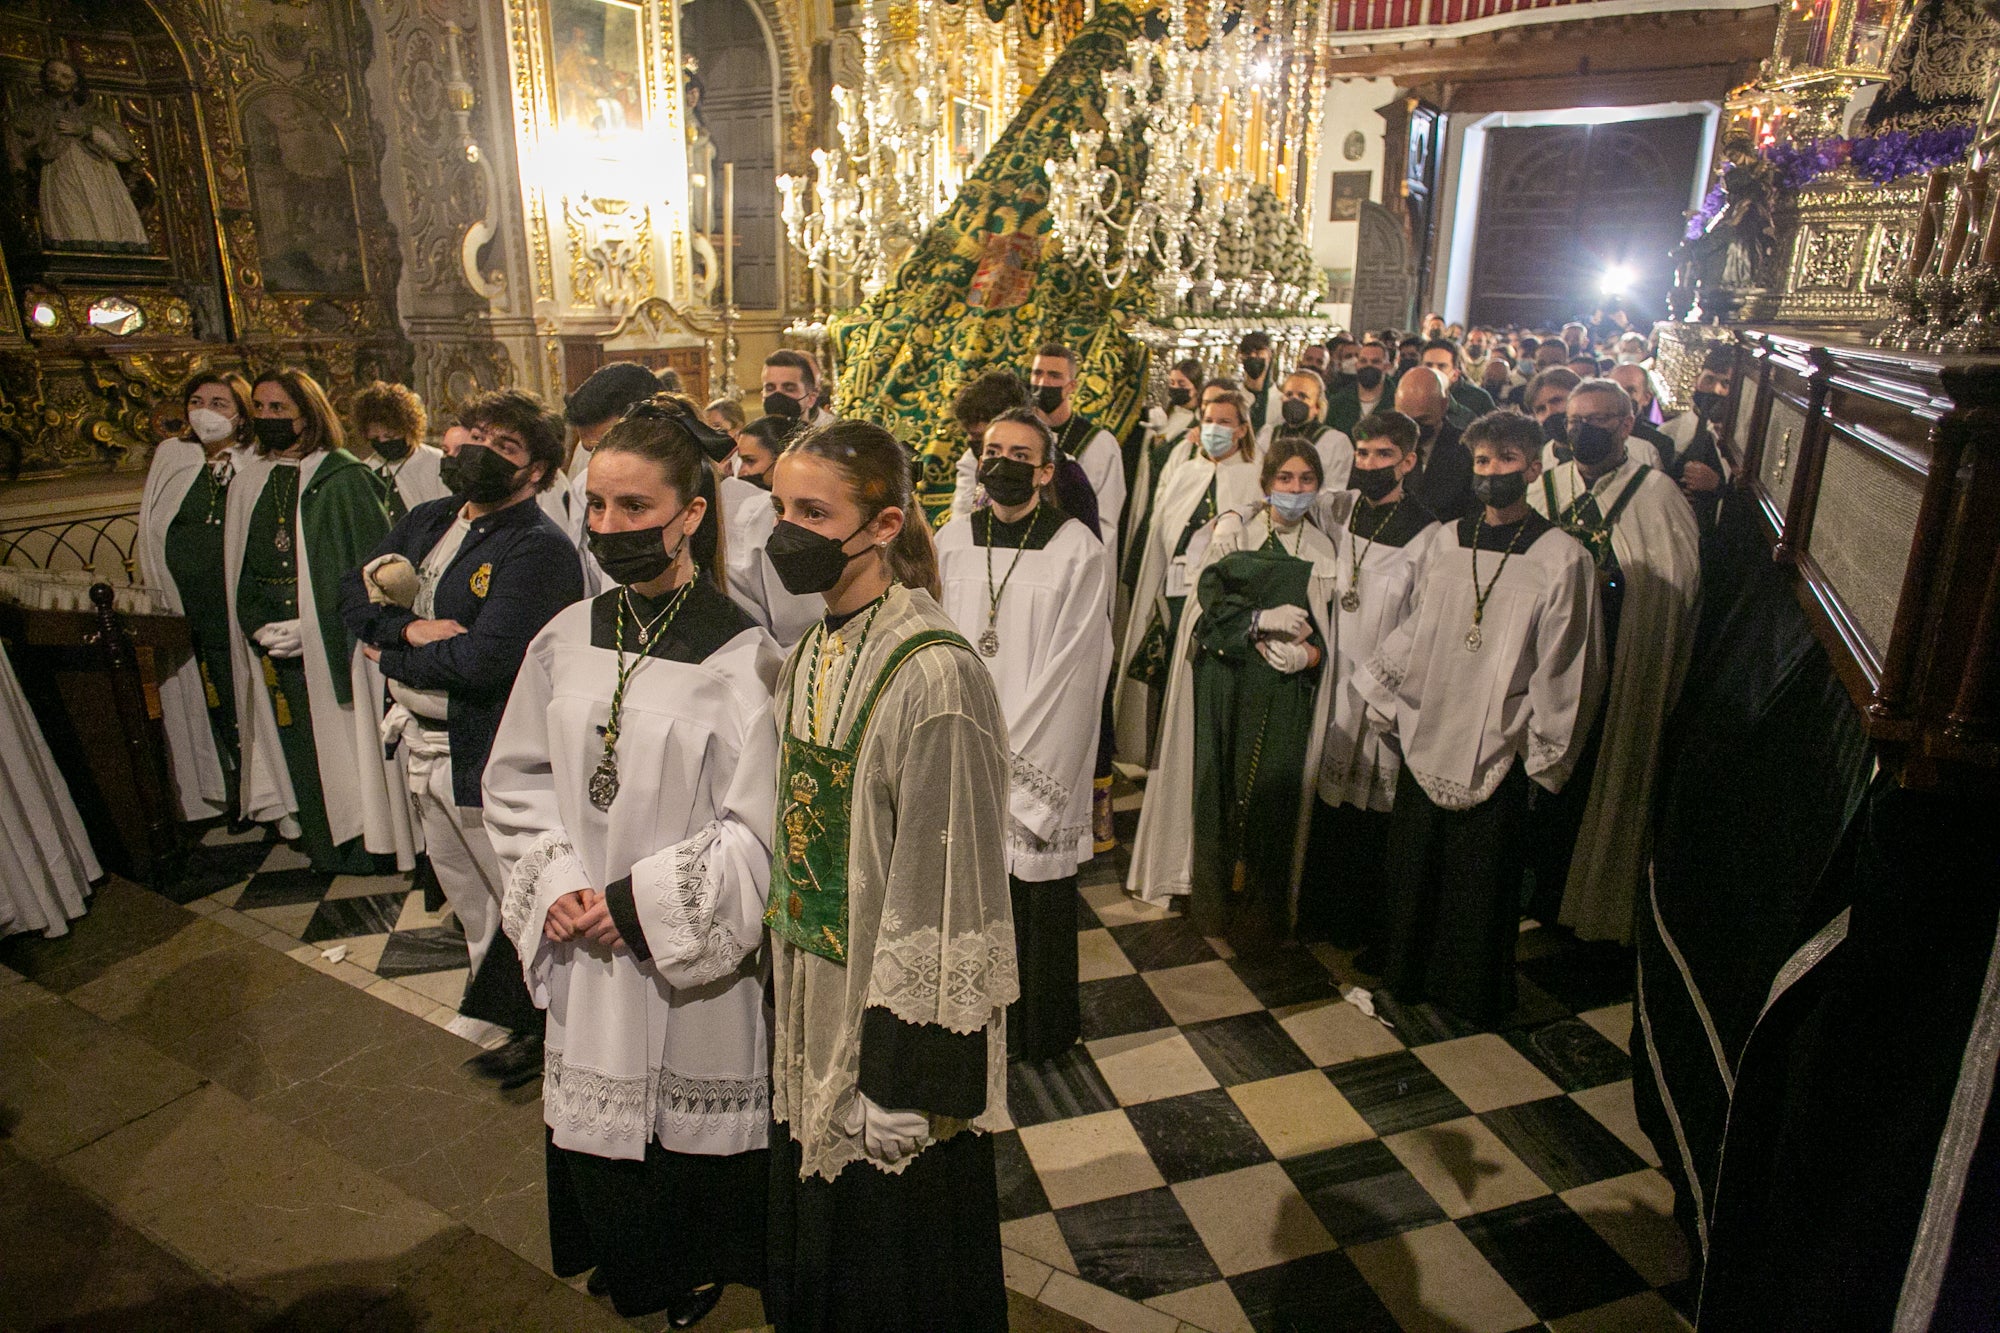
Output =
[
  {"x1": 1188, "y1": 534, "x2": 1324, "y2": 952},
  {"x1": 163, "y1": 460, "x2": 239, "y2": 804},
  {"x1": 236, "y1": 458, "x2": 386, "y2": 872}
]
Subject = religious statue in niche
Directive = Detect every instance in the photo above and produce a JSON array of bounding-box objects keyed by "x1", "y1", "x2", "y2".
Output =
[
  {"x1": 685, "y1": 60, "x2": 716, "y2": 235},
  {"x1": 5, "y1": 58, "x2": 150, "y2": 251},
  {"x1": 241, "y1": 91, "x2": 366, "y2": 293},
  {"x1": 551, "y1": 0, "x2": 645, "y2": 138}
]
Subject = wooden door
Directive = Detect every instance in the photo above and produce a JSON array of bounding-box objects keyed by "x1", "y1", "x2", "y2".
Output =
[{"x1": 1467, "y1": 116, "x2": 1705, "y2": 329}]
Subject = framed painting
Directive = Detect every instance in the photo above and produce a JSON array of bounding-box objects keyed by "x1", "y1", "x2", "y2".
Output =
[
  {"x1": 548, "y1": 0, "x2": 646, "y2": 138},
  {"x1": 241, "y1": 90, "x2": 366, "y2": 294},
  {"x1": 1329, "y1": 170, "x2": 1371, "y2": 223}
]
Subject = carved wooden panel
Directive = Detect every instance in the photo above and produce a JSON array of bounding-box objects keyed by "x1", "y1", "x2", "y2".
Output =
[
  {"x1": 1467, "y1": 115, "x2": 1705, "y2": 328},
  {"x1": 1350, "y1": 200, "x2": 1412, "y2": 333}
]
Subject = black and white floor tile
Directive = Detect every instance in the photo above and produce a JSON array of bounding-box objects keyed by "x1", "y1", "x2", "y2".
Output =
[{"x1": 182, "y1": 784, "x2": 1691, "y2": 1333}]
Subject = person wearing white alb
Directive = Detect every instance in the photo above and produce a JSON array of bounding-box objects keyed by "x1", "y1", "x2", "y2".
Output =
[
  {"x1": 560, "y1": 362, "x2": 664, "y2": 595},
  {"x1": 1256, "y1": 369, "x2": 1353, "y2": 490},
  {"x1": 352, "y1": 381, "x2": 449, "y2": 520},
  {"x1": 935, "y1": 407, "x2": 1114, "y2": 1060}
]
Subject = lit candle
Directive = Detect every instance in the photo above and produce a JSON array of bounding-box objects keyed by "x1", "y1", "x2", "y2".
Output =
[{"x1": 723, "y1": 161, "x2": 736, "y2": 311}]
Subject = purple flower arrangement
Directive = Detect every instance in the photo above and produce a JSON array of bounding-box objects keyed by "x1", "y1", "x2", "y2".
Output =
[
  {"x1": 1685, "y1": 123, "x2": 1974, "y2": 238},
  {"x1": 1763, "y1": 124, "x2": 1976, "y2": 191}
]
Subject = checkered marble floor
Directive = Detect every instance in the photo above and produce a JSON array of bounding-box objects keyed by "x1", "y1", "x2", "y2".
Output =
[
  {"x1": 171, "y1": 825, "x2": 471, "y2": 1032},
  {"x1": 169, "y1": 791, "x2": 1692, "y2": 1333},
  {"x1": 988, "y1": 793, "x2": 1693, "y2": 1333}
]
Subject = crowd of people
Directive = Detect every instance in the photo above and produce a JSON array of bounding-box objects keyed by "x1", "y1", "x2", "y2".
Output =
[{"x1": 131, "y1": 316, "x2": 1735, "y2": 1329}]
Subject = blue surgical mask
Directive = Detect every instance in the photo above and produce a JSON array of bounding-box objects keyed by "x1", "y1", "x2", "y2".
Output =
[
  {"x1": 1268, "y1": 489, "x2": 1316, "y2": 523},
  {"x1": 1199, "y1": 424, "x2": 1236, "y2": 459}
]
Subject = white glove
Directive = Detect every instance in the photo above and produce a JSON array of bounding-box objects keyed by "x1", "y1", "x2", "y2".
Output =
[
  {"x1": 252, "y1": 619, "x2": 305, "y2": 659},
  {"x1": 842, "y1": 1092, "x2": 929, "y2": 1164},
  {"x1": 1253, "y1": 605, "x2": 1312, "y2": 642},
  {"x1": 1257, "y1": 638, "x2": 1314, "y2": 674}
]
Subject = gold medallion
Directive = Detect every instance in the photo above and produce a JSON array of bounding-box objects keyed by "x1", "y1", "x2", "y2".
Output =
[
  {"x1": 1466, "y1": 625, "x2": 1483, "y2": 653},
  {"x1": 1340, "y1": 589, "x2": 1361, "y2": 613}
]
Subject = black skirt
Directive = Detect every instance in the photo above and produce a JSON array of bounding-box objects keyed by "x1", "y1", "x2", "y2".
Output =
[
  {"x1": 766, "y1": 1127, "x2": 1006, "y2": 1333},
  {"x1": 1008, "y1": 873, "x2": 1081, "y2": 1062},
  {"x1": 545, "y1": 1130, "x2": 767, "y2": 1318},
  {"x1": 1377, "y1": 763, "x2": 1531, "y2": 1023}
]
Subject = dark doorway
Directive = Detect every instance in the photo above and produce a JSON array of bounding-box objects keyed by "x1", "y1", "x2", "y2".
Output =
[
  {"x1": 680, "y1": 0, "x2": 780, "y2": 310},
  {"x1": 1467, "y1": 116, "x2": 1704, "y2": 329}
]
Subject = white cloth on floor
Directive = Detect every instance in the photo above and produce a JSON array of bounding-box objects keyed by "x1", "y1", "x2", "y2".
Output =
[{"x1": 0, "y1": 639, "x2": 100, "y2": 938}]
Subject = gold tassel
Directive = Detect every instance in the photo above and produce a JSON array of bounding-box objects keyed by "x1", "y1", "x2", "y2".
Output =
[
  {"x1": 262, "y1": 656, "x2": 292, "y2": 727},
  {"x1": 199, "y1": 659, "x2": 221, "y2": 709}
]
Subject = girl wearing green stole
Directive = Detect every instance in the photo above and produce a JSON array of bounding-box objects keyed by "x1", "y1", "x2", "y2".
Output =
[
  {"x1": 763, "y1": 420, "x2": 1015, "y2": 1333},
  {"x1": 228, "y1": 369, "x2": 413, "y2": 873},
  {"x1": 137, "y1": 372, "x2": 255, "y2": 822},
  {"x1": 1128, "y1": 436, "x2": 1344, "y2": 954}
]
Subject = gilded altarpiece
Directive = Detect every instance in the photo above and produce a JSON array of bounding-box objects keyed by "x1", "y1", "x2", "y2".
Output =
[
  {"x1": 0, "y1": 0, "x2": 409, "y2": 498},
  {"x1": 500, "y1": 0, "x2": 803, "y2": 396}
]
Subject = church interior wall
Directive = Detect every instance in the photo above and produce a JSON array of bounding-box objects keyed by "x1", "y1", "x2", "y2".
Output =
[{"x1": 1306, "y1": 75, "x2": 1397, "y2": 330}]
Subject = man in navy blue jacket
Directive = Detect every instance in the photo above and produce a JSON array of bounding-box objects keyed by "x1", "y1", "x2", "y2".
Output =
[{"x1": 341, "y1": 388, "x2": 582, "y2": 1085}]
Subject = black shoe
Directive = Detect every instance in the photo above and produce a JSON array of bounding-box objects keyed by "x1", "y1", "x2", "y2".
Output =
[
  {"x1": 668, "y1": 1284, "x2": 721, "y2": 1329},
  {"x1": 463, "y1": 1033, "x2": 543, "y2": 1087},
  {"x1": 586, "y1": 1267, "x2": 609, "y2": 1296}
]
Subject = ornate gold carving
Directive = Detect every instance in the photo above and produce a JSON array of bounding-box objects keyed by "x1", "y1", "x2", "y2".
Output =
[
  {"x1": 1774, "y1": 172, "x2": 1930, "y2": 329},
  {"x1": 1798, "y1": 227, "x2": 1861, "y2": 289},
  {"x1": 564, "y1": 198, "x2": 656, "y2": 311}
]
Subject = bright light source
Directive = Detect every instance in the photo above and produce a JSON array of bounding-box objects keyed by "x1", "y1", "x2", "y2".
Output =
[
  {"x1": 1600, "y1": 263, "x2": 1635, "y2": 295},
  {"x1": 1251, "y1": 57, "x2": 1274, "y2": 82}
]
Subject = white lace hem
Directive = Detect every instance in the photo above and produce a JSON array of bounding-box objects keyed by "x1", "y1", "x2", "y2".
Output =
[
  {"x1": 866, "y1": 921, "x2": 1021, "y2": 1034},
  {"x1": 501, "y1": 829, "x2": 585, "y2": 952},
  {"x1": 638, "y1": 820, "x2": 751, "y2": 987},
  {"x1": 1010, "y1": 752, "x2": 1072, "y2": 828},
  {"x1": 544, "y1": 1047, "x2": 770, "y2": 1151}
]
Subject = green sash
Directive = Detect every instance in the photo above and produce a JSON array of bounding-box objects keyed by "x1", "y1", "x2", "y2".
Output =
[
  {"x1": 1544, "y1": 464, "x2": 1649, "y2": 579},
  {"x1": 765, "y1": 628, "x2": 973, "y2": 966}
]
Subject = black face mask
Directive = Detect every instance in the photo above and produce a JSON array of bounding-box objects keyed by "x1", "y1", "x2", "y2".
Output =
[
  {"x1": 1033, "y1": 384, "x2": 1065, "y2": 415},
  {"x1": 1472, "y1": 470, "x2": 1529, "y2": 510},
  {"x1": 1541, "y1": 413, "x2": 1570, "y2": 444},
  {"x1": 1417, "y1": 420, "x2": 1440, "y2": 447},
  {"x1": 1280, "y1": 398, "x2": 1312, "y2": 428},
  {"x1": 1355, "y1": 366, "x2": 1385, "y2": 392},
  {"x1": 978, "y1": 456, "x2": 1039, "y2": 509},
  {"x1": 371, "y1": 436, "x2": 411, "y2": 462},
  {"x1": 1352, "y1": 463, "x2": 1399, "y2": 502},
  {"x1": 587, "y1": 509, "x2": 685, "y2": 587},
  {"x1": 253, "y1": 418, "x2": 300, "y2": 452},
  {"x1": 448, "y1": 443, "x2": 526, "y2": 503},
  {"x1": 1167, "y1": 386, "x2": 1191, "y2": 408},
  {"x1": 1397, "y1": 354, "x2": 1419, "y2": 372},
  {"x1": 1691, "y1": 389, "x2": 1727, "y2": 422},
  {"x1": 740, "y1": 468, "x2": 772, "y2": 492},
  {"x1": 1568, "y1": 421, "x2": 1622, "y2": 468},
  {"x1": 767, "y1": 519, "x2": 867, "y2": 596},
  {"x1": 764, "y1": 391, "x2": 805, "y2": 421},
  {"x1": 1240, "y1": 357, "x2": 1268, "y2": 382}
]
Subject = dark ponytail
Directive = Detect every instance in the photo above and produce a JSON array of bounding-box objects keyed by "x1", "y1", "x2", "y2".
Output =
[
  {"x1": 786, "y1": 418, "x2": 940, "y2": 601},
  {"x1": 593, "y1": 391, "x2": 730, "y2": 594}
]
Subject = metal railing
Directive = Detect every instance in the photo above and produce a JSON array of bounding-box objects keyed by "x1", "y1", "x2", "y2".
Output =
[{"x1": 0, "y1": 508, "x2": 142, "y2": 580}]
